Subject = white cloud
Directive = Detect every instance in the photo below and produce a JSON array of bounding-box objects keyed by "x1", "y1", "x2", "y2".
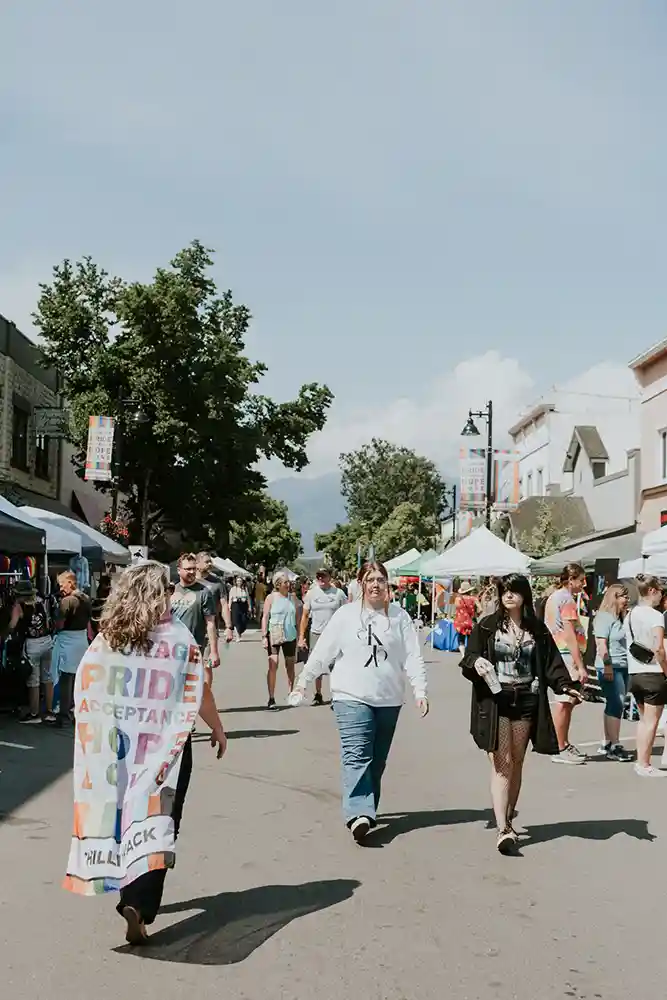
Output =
[
  {"x1": 298, "y1": 351, "x2": 536, "y2": 478},
  {"x1": 288, "y1": 353, "x2": 639, "y2": 480}
]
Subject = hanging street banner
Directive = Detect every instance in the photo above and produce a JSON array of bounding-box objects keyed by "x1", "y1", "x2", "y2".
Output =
[
  {"x1": 459, "y1": 447, "x2": 486, "y2": 511},
  {"x1": 84, "y1": 416, "x2": 115, "y2": 482},
  {"x1": 493, "y1": 450, "x2": 521, "y2": 512}
]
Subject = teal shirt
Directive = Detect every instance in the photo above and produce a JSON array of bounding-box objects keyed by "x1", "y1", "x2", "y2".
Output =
[
  {"x1": 268, "y1": 594, "x2": 298, "y2": 642},
  {"x1": 593, "y1": 611, "x2": 628, "y2": 670}
]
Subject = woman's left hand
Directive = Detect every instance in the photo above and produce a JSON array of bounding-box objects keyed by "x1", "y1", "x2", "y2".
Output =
[
  {"x1": 417, "y1": 698, "x2": 429, "y2": 717},
  {"x1": 210, "y1": 725, "x2": 228, "y2": 759}
]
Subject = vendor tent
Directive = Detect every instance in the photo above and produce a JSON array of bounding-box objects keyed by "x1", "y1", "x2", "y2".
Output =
[
  {"x1": 642, "y1": 525, "x2": 667, "y2": 557},
  {"x1": 421, "y1": 527, "x2": 530, "y2": 578},
  {"x1": 20, "y1": 507, "x2": 129, "y2": 565},
  {"x1": 0, "y1": 497, "x2": 80, "y2": 554},
  {"x1": 530, "y1": 532, "x2": 643, "y2": 577},
  {"x1": 212, "y1": 557, "x2": 252, "y2": 577},
  {"x1": 385, "y1": 548, "x2": 421, "y2": 575},
  {"x1": 392, "y1": 549, "x2": 438, "y2": 577},
  {"x1": 0, "y1": 505, "x2": 46, "y2": 555},
  {"x1": 618, "y1": 554, "x2": 667, "y2": 579}
]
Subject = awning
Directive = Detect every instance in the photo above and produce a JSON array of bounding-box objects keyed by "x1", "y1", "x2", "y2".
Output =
[
  {"x1": 20, "y1": 507, "x2": 130, "y2": 565},
  {"x1": 213, "y1": 557, "x2": 252, "y2": 578},
  {"x1": 530, "y1": 531, "x2": 643, "y2": 577},
  {"x1": 0, "y1": 497, "x2": 80, "y2": 554},
  {"x1": 71, "y1": 488, "x2": 108, "y2": 528},
  {"x1": 0, "y1": 483, "x2": 86, "y2": 521}
]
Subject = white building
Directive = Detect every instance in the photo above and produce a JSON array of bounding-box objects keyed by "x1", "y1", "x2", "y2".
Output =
[{"x1": 507, "y1": 366, "x2": 639, "y2": 500}]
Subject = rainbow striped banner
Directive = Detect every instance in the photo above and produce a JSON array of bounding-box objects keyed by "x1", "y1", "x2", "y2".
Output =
[{"x1": 84, "y1": 416, "x2": 115, "y2": 482}]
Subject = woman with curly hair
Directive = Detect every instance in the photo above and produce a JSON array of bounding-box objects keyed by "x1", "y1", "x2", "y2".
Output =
[{"x1": 63, "y1": 561, "x2": 227, "y2": 946}]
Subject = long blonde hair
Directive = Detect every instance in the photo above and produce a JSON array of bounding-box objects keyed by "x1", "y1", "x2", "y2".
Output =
[{"x1": 99, "y1": 562, "x2": 170, "y2": 652}]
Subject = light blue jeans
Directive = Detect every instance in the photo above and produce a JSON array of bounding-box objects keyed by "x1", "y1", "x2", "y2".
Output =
[{"x1": 333, "y1": 700, "x2": 401, "y2": 825}]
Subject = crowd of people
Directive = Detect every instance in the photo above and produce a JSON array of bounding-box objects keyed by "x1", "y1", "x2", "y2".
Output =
[{"x1": 22, "y1": 546, "x2": 665, "y2": 942}]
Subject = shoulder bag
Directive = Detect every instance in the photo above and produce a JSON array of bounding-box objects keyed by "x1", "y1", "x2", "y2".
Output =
[{"x1": 627, "y1": 609, "x2": 656, "y2": 665}]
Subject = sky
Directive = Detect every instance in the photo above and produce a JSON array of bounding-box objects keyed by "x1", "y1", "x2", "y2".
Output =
[{"x1": 1, "y1": 1, "x2": 665, "y2": 480}]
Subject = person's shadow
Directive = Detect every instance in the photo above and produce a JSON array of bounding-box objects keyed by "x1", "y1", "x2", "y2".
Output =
[
  {"x1": 368, "y1": 808, "x2": 493, "y2": 847},
  {"x1": 522, "y1": 818, "x2": 655, "y2": 847},
  {"x1": 116, "y1": 878, "x2": 360, "y2": 965},
  {"x1": 192, "y1": 729, "x2": 299, "y2": 742}
]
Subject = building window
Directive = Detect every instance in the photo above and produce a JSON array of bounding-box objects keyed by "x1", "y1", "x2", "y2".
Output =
[
  {"x1": 11, "y1": 405, "x2": 30, "y2": 471},
  {"x1": 591, "y1": 460, "x2": 607, "y2": 481},
  {"x1": 660, "y1": 429, "x2": 667, "y2": 481},
  {"x1": 35, "y1": 435, "x2": 50, "y2": 481},
  {"x1": 527, "y1": 472, "x2": 533, "y2": 497},
  {"x1": 536, "y1": 468, "x2": 544, "y2": 495}
]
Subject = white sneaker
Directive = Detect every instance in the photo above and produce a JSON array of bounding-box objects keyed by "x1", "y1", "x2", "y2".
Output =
[
  {"x1": 552, "y1": 745, "x2": 586, "y2": 765},
  {"x1": 634, "y1": 763, "x2": 667, "y2": 778}
]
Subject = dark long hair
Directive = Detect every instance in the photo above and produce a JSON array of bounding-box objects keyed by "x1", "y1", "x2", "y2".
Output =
[{"x1": 496, "y1": 574, "x2": 539, "y2": 633}]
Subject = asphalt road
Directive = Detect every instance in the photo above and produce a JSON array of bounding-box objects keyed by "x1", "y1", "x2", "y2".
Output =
[{"x1": 1, "y1": 630, "x2": 665, "y2": 1000}]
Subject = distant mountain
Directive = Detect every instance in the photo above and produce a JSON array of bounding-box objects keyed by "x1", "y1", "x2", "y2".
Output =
[{"x1": 269, "y1": 472, "x2": 346, "y2": 556}]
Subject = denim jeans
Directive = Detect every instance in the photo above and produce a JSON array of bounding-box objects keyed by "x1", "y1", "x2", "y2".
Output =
[
  {"x1": 333, "y1": 700, "x2": 401, "y2": 825},
  {"x1": 596, "y1": 665, "x2": 628, "y2": 720}
]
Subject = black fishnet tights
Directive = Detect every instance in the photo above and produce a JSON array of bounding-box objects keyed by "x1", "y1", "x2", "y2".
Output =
[{"x1": 488, "y1": 716, "x2": 532, "y2": 832}]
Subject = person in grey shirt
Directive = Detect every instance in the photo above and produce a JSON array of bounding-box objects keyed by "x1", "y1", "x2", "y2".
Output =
[{"x1": 298, "y1": 568, "x2": 346, "y2": 706}]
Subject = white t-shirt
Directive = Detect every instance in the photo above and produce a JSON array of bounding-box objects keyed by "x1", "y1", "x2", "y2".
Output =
[
  {"x1": 347, "y1": 580, "x2": 362, "y2": 602},
  {"x1": 304, "y1": 584, "x2": 346, "y2": 634},
  {"x1": 624, "y1": 605, "x2": 665, "y2": 674}
]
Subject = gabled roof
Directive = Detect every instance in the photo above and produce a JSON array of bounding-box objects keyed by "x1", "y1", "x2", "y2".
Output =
[
  {"x1": 508, "y1": 402, "x2": 556, "y2": 438},
  {"x1": 629, "y1": 338, "x2": 667, "y2": 370},
  {"x1": 563, "y1": 426, "x2": 609, "y2": 473}
]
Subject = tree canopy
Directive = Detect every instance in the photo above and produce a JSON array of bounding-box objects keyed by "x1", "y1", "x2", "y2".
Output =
[
  {"x1": 517, "y1": 500, "x2": 571, "y2": 558},
  {"x1": 372, "y1": 502, "x2": 439, "y2": 562},
  {"x1": 340, "y1": 439, "x2": 447, "y2": 531},
  {"x1": 34, "y1": 242, "x2": 332, "y2": 550},
  {"x1": 229, "y1": 494, "x2": 302, "y2": 571}
]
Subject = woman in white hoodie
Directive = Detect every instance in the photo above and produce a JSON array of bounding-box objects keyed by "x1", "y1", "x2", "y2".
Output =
[{"x1": 291, "y1": 561, "x2": 428, "y2": 843}]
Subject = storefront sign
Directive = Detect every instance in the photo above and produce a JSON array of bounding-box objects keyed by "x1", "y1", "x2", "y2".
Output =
[
  {"x1": 34, "y1": 407, "x2": 70, "y2": 438},
  {"x1": 84, "y1": 416, "x2": 115, "y2": 482}
]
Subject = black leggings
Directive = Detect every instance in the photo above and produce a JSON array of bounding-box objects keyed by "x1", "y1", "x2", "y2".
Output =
[
  {"x1": 58, "y1": 673, "x2": 76, "y2": 721},
  {"x1": 116, "y1": 736, "x2": 193, "y2": 925}
]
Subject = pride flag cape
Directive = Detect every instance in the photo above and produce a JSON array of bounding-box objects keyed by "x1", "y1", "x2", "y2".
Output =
[{"x1": 63, "y1": 618, "x2": 203, "y2": 896}]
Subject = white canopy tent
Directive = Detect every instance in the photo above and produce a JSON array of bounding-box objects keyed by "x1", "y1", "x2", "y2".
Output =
[
  {"x1": 385, "y1": 548, "x2": 420, "y2": 576},
  {"x1": 642, "y1": 525, "x2": 667, "y2": 557},
  {"x1": 212, "y1": 557, "x2": 252, "y2": 578},
  {"x1": 0, "y1": 497, "x2": 81, "y2": 554},
  {"x1": 21, "y1": 507, "x2": 130, "y2": 565},
  {"x1": 421, "y1": 527, "x2": 530, "y2": 579},
  {"x1": 619, "y1": 554, "x2": 667, "y2": 579}
]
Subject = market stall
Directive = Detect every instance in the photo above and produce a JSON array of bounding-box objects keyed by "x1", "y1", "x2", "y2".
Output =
[
  {"x1": 422, "y1": 527, "x2": 530, "y2": 579},
  {"x1": 19, "y1": 507, "x2": 129, "y2": 566},
  {"x1": 530, "y1": 532, "x2": 642, "y2": 577},
  {"x1": 212, "y1": 557, "x2": 252, "y2": 578}
]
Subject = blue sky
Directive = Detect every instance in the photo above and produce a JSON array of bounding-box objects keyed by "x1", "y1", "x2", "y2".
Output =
[{"x1": 1, "y1": 1, "x2": 664, "y2": 476}]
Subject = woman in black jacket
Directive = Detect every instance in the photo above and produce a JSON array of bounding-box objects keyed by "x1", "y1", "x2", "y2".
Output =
[{"x1": 460, "y1": 574, "x2": 581, "y2": 854}]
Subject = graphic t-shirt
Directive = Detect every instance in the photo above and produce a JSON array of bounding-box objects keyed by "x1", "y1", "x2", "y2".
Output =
[
  {"x1": 544, "y1": 588, "x2": 586, "y2": 656},
  {"x1": 171, "y1": 582, "x2": 216, "y2": 648},
  {"x1": 304, "y1": 584, "x2": 346, "y2": 634},
  {"x1": 24, "y1": 598, "x2": 52, "y2": 640},
  {"x1": 624, "y1": 604, "x2": 665, "y2": 675},
  {"x1": 493, "y1": 629, "x2": 536, "y2": 686}
]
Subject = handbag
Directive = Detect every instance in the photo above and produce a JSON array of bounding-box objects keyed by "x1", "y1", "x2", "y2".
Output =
[
  {"x1": 269, "y1": 617, "x2": 287, "y2": 646},
  {"x1": 627, "y1": 609, "x2": 656, "y2": 665}
]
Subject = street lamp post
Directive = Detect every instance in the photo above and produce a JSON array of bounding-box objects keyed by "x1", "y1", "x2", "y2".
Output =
[
  {"x1": 461, "y1": 400, "x2": 494, "y2": 529},
  {"x1": 443, "y1": 483, "x2": 457, "y2": 543},
  {"x1": 110, "y1": 392, "x2": 149, "y2": 523}
]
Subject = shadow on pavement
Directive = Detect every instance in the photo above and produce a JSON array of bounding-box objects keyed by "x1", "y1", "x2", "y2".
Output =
[
  {"x1": 118, "y1": 878, "x2": 360, "y2": 965},
  {"x1": 220, "y1": 705, "x2": 293, "y2": 714},
  {"x1": 0, "y1": 722, "x2": 74, "y2": 820},
  {"x1": 523, "y1": 817, "x2": 655, "y2": 847},
  {"x1": 370, "y1": 807, "x2": 493, "y2": 847},
  {"x1": 192, "y1": 729, "x2": 299, "y2": 741}
]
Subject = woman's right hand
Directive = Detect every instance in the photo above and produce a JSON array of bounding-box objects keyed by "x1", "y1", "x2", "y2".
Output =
[
  {"x1": 603, "y1": 662, "x2": 613, "y2": 682},
  {"x1": 262, "y1": 636, "x2": 268, "y2": 649}
]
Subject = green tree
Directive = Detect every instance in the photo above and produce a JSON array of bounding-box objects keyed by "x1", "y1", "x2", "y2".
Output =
[
  {"x1": 314, "y1": 521, "x2": 370, "y2": 575},
  {"x1": 340, "y1": 439, "x2": 447, "y2": 532},
  {"x1": 229, "y1": 495, "x2": 302, "y2": 571},
  {"x1": 373, "y1": 501, "x2": 438, "y2": 562},
  {"x1": 517, "y1": 500, "x2": 571, "y2": 558},
  {"x1": 34, "y1": 243, "x2": 333, "y2": 549}
]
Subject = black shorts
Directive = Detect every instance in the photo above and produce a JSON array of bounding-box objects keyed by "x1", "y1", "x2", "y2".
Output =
[
  {"x1": 266, "y1": 638, "x2": 297, "y2": 659},
  {"x1": 630, "y1": 672, "x2": 667, "y2": 707},
  {"x1": 497, "y1": 687, "x2": 538, "y2": 722}
]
